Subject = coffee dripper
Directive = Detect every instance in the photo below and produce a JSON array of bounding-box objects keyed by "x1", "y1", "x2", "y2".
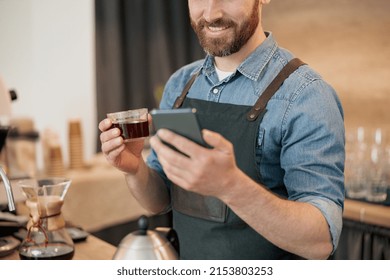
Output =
[{"x1": 17, "y1": 178, "x2": 74, "y2": 260}]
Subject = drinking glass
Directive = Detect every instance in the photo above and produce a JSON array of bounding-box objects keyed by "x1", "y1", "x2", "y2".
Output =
[
  {"x1": 107, "y1": 108, "x2": 149, "y2": 142},
  {"x1": 345, "y1": 127, "x2": 369, "y2": 199},
  {"x1": 366, "y1": 128, "x2": 389, "y2": 202}
]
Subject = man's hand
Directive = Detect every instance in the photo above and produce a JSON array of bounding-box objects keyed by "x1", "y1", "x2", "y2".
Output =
[
  {"x1": 149, "y1": 128, "x2": 242, "y2": 199},
  {"x1": 98, "y1": 117, "x2": 146, "y2": 174}
]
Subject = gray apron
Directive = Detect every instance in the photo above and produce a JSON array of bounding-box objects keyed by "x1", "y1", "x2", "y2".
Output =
[{"x1": 171, "y1": 58, "x2": 305, "y2": 259}]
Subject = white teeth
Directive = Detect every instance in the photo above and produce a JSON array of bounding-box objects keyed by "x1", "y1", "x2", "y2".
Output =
[{"x1": 208, "y1": 26, "x2": 228, "y2": 32}]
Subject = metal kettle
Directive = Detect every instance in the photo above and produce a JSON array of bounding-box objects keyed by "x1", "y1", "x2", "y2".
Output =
[{"x1": 113, "y1": 215, "x2": 178, "y2": 260}]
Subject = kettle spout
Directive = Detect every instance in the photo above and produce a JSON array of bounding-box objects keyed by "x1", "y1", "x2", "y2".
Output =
[{"x1": 0, "y1": 166, "x2": 15, "y2": 212}]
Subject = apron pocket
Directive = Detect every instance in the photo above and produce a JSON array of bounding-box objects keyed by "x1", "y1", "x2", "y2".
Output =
[{"x1": 172, "y1": 185, "x2": 227, "y2": 223}]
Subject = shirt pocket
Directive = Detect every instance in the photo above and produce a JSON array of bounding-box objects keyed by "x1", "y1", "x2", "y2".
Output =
[{"x1": 255, "y1": 127, "x2": 265, "y2": 168}]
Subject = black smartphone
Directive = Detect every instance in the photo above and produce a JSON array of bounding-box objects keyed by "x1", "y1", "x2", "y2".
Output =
[{"x1": 150, "y1": 108, "x2": 208, "y2": 148}]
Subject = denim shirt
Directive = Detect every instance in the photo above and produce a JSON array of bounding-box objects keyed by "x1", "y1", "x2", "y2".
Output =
[{"x1": 147, "y1": 32, "x2": 345, "y2": 253}]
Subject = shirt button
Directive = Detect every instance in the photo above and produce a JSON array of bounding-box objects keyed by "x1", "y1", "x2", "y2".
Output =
[{"x1": 212, "y1": 88, "x2": 219, "y2": 94}]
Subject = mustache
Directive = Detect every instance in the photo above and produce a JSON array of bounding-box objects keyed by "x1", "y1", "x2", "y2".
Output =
[{"x1": 197, "y1": 18, "x2": 235, "y2": 29}]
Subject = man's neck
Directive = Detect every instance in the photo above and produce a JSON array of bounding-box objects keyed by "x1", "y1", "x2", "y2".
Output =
[{"x1": 214, "y1": 30, "x2": 267, "y2": 72}]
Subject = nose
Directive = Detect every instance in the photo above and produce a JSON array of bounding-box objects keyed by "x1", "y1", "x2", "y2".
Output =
[{"x1": 203, "y1": 0, "x2": 223, "y2": 23}]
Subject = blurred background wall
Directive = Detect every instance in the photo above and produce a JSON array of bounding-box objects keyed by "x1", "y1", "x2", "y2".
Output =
[
  {"x1": 0, "y1": 0, "x2": 95, "y2": 169},
  {"x1": 262, "y1": 0, "x2": 390, "y2": 130},
  {"x1": 0, "y1": 0, "x2": 389, "y2": 170}
]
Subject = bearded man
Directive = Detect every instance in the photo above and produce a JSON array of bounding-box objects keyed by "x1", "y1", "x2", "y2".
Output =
[{"x1": 99, "y1": 0, "x2": 345, "y2": 260}]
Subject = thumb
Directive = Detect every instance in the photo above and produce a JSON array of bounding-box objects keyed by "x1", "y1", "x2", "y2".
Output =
[{"x1": 202, "y1": 129, "x2": 232, "y2": 153}]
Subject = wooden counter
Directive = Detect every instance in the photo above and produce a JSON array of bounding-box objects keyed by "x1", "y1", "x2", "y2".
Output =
[
  {"x1": 1, "y1": 152, "x2": 150, "y2": 233},
  {"x1": 1, "y1": 234, "x2": 116, "y2": 260},
  {"x1": 343, "y1": 199, "x2": 390, "y2": 228}
]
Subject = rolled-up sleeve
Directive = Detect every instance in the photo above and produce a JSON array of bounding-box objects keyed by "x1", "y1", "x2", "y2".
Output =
[{"x1": 281, "y1": 78, "x2": 345, "y2": 252}]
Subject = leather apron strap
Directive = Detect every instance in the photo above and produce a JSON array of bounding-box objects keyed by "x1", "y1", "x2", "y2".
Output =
[
  {"x1": 173, "y1": 71, "x2": 200, "y2": 109},
  {"x1": 247, "y1": 58, "x2": 306, "y2": 121}
]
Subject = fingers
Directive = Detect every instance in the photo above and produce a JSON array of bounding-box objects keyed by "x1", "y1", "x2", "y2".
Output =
[
  {"x1": 100, "y1": 124, "x2": 120, "y2": 143},
  {"x1": 202, "y1": 129, "x2": 232, "y2": 154},
  {"x1": 152, "y1": 129, "x2": 202, "y2": 158},
  {"x1": 149, "y1": 130, "x2": 194, "y2": 164},
  {"x1": 99, "y1": 118, "x2": 124, "y2": 154},
  {"x1": 149, "y1": 132, "x2": 193, "y2": 183},
  {"x1": 104, "y1": 142, "x2": 126, "y2": 161},
  {"x1": 101, "y1": 132, "x2": 123, "y2": 151},
  {"x1": 152, "y1": 128, "x2": 232, "y2": 159},
  {"x1": 98, "y1": 118, "x2": 112, "y2": 132}
]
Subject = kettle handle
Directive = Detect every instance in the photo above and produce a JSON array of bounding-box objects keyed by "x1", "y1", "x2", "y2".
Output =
[
  {"x1": 155, "y1": 226, "x2": 180, "y2": 256},
  {"x1": 136, "y1": 215, "x2": 180, "y2": 256}
]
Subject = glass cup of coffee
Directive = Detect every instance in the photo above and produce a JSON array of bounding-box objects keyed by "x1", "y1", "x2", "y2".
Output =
[{"x1": 107, "y1": 108, "x2": 149, "y2": 142}]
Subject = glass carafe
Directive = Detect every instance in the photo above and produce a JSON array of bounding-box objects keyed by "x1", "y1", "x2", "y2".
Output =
[{"x1": 17, "y1": 178, "x2": 74, "y2": 260}]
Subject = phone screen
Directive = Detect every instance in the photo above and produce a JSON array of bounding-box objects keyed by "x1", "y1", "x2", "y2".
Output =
[{"x1": 150, "y1": 108, "x2": 208, "y2": 147}]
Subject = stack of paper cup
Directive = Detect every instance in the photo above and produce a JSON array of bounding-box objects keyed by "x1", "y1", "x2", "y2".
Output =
[
  {"x1": 46, "y1": 144, "x2": 65, "y2": 177},
  {"x1": 41, "y1": 128, "x2": 65, "y2": 177},
  {"x1": 68, "y1": 118, "x2": 84, "y2": 169}
]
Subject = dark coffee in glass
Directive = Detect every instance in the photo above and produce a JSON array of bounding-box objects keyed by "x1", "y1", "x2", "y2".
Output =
[
  {"x1": 111, "y1": 120, "x2": 149, "y2": 140},
  {"x1": 107, "y1": 108, "x2": 149, "y2": 142}
]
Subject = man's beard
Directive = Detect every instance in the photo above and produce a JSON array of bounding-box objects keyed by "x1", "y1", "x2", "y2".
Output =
[{"x1": 191, "y1": 1, "x2": 260, "y2": 57}]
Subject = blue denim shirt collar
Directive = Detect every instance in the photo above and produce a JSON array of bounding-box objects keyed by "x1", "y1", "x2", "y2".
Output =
[{"x1": 196, "y1": 32, "x2": 278, "y2": 82}]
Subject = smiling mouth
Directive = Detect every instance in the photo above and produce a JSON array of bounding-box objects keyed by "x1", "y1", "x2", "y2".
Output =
[{"x1": 207, "y1": 25, "x2": 229, "y2": 32}]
